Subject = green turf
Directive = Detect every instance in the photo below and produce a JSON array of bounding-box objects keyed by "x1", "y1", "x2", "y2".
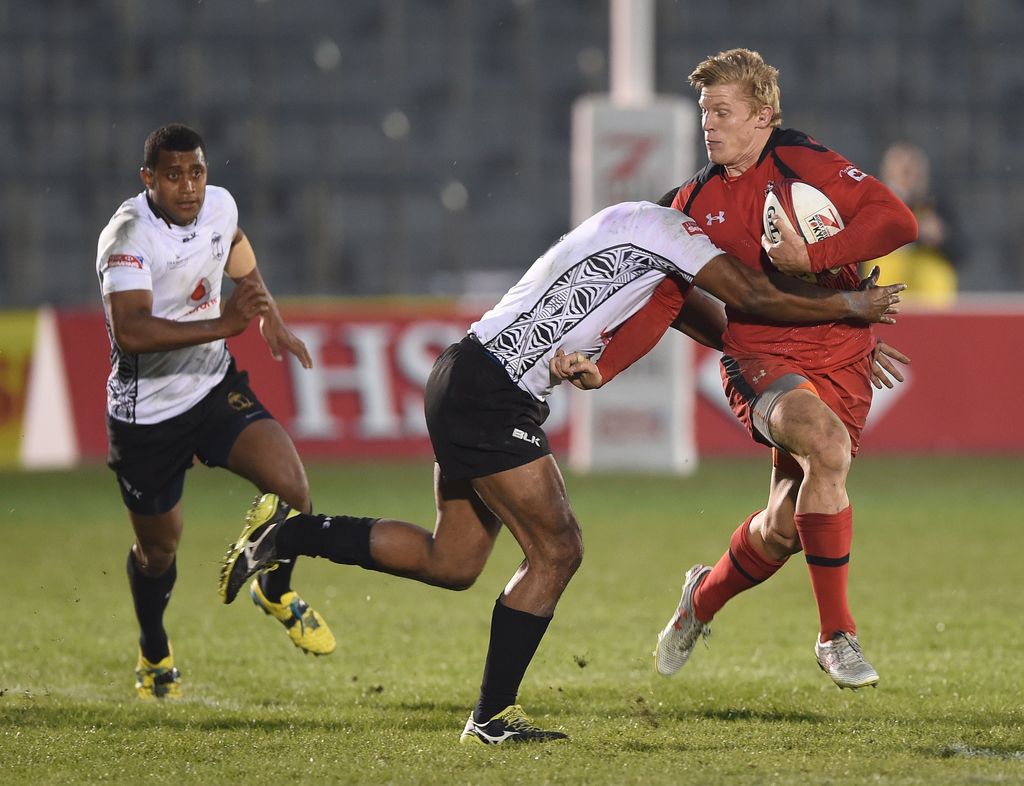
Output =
[{"x1": 1, "y1": 457, "x2": 1022, "y2": 785}]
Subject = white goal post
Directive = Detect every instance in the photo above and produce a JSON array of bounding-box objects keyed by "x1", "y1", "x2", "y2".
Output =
[{"x1": 567, "y1": 0, "x2": 699, "y2": 474}]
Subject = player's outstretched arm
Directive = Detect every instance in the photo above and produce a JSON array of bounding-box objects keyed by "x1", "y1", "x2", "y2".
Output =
[
  {"x1": 107, "y1": 279, "x2": 269, "y2": 354},
  {"x1": 693, "y1": 254, "x2": 905, "y2": 325},
  {"x1": 228, "y1": 229, "x2": 313, "y2": 369}
]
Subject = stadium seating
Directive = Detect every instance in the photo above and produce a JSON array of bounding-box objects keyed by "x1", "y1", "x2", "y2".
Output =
[{"x1": 1, "y1": 0, "x2": 1021, "y2": 306}]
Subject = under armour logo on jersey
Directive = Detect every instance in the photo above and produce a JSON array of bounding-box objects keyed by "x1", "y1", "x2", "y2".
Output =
[{"x1": 705, "y1": 211, "x2": 726, "y2": 225}]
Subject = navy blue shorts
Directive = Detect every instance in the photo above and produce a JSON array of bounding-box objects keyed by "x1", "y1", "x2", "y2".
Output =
[{"x1": 106, "y1": 360, "x2": 273, "y2": 514}]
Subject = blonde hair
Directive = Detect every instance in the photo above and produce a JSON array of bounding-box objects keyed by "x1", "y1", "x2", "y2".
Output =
[{"x1": 689, "y1": 48, "x2": 782, "y2": 128}]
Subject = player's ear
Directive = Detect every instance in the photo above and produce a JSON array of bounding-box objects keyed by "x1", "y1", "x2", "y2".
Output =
[
  {"x1": 755, "y1": 105, "x2": 774, "y2": 128},
  {"x1": 139, "y1": 166, "x2": 153, "y2": 189}
]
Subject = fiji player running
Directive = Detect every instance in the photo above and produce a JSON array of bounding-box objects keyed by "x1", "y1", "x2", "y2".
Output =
[
  {"x1": 97, "y1": 124, "x2": 334, "y2": 699},
  {"x1": 217, "y1": 199, "x2": 904, "y2": 743}
]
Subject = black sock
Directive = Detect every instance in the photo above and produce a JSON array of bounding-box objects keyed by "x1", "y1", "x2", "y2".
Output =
[
  {"x1": 126, "y1": 550, "x2": 176, "y2": 663},
  {"x1": 258, "y1": 497, "x2": 311, "y2": 602},
  {"x1": 474, "y1": 600, "x2": 552, "y2": 723},
  {"x1": 257, "y1": 559, "x2": 295, "y2": 603},
  {"x1": 277, "y1": 513, "x2": 377, "y2": 569}
]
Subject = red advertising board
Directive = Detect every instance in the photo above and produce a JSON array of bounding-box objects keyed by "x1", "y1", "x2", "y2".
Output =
[{"x1": 56, "y1": 300, "x2": 1024, "y2": 462}]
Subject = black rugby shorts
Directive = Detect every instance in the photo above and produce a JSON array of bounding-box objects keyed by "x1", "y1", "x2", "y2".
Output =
[
  {"x1": 424, "y1": 336, "x2": 551, "y2": 481},
  {"x1": 106, "y1": 359, "x2": 274, "y2": 514}
]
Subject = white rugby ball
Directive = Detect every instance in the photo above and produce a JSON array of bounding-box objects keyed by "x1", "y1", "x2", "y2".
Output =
[{"x1": 763, "y1": 179, "x2": 845, "y2": 245}]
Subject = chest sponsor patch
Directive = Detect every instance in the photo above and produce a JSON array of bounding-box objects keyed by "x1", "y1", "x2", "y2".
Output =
[{"x1": 107, "y1": 254, "x2": 144, "y2": 269}]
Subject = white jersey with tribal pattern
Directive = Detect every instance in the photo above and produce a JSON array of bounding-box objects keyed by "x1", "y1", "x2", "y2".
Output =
[
  {"x1": 96, "y1": 186, "x2": 238, "y2": 424},
  {"x1": 469, "y1": 201, "x2": 723, "y2": 401}
]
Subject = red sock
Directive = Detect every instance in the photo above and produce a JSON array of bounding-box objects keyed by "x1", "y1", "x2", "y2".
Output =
[
  {"x1": 693, "y1": 512, "x2": 787, "y2": 623},
  {"x1": 795, "y1": 505, "x2": 855, "y2": 640}
]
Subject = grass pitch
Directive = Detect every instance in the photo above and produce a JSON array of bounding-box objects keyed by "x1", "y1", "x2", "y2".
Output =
[{"x1": 1, "y1": 456, "x2": 1022, "y2": 785}]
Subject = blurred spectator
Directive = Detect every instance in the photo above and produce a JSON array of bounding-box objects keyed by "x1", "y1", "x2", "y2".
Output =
[{"x1": 867, "y1": 142, "x2": 960, "y2": 305}]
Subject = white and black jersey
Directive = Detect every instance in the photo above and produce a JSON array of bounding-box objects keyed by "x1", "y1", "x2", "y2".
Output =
[
  {"x1": 469, "y1": 201, "x2": 723, "y2": 401},
  {"x1": 96, "y1": 186, "x2": 238, "y2": 424}
]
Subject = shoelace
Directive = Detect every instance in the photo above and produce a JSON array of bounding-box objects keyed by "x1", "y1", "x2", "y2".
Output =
[
  {"x1": 670, "y1": 618, "x2": 712, "y2": 653},
  {"x1": 505, "y1": 714, "x2": 538, "y2": 732},
  {"x1": 831, "y1": 634, "x2": 865, "y2": 667}
]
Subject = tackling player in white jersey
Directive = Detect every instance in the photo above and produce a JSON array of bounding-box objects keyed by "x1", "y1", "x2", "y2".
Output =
[
  {"x1": 217, "y1": 199, "x2": 903, "y2": 742},
  {"x1": 97, "y1": 124, "x2": 334, "y2": 700}
]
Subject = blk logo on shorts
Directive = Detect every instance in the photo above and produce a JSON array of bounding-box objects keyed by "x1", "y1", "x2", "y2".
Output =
[{"x1": 512, "y1": 427, "x2": 541, "y2": 447}]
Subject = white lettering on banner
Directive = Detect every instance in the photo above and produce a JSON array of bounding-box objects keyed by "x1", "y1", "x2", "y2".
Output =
[
  {"x1": 289, "y1": 324, "x2": 399, "y2": 439},
  {"x1": 287, "y1": 319, "x2": 570, "y2": 443}
]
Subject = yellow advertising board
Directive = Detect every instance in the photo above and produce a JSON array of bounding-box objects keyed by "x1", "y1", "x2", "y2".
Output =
[{"x1": 0, "y1": 310, "x2": 37, "y2": 467}]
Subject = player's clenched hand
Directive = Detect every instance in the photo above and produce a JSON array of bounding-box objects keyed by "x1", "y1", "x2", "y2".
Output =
[
  {"x1": 870, "y1": 340, "x2": 910, "y2": 389},
  {"x1": 221, "y1": 278, "x2": 270, "y2": 335},
  {"x1": 549, "y1": 349, "x2": 603, "y2": 390},
  {"x1": 260, "y1": 312, "x2": 313, "y2": 368},
  {"x1": 761, "y1": 216, "x2": 812, "y2": 275}
]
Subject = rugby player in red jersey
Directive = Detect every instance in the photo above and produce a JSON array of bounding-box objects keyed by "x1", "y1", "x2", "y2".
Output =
[{"x1": 582, "y1": 49, "x2": 918, "y2": 689}]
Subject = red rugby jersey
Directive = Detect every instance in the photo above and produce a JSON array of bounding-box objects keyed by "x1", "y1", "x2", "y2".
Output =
[{"x1": 668, "y1": 128, "x2": 916, "y2": 372}]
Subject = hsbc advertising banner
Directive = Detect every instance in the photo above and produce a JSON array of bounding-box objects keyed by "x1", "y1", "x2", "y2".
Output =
[{"x1": 12, "y1": 298, "x2": 1024, "y2": 467}]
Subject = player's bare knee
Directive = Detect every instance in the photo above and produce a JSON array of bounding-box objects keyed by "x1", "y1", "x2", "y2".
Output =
[
  {"x1": 135, "y1": 542, "x2": 176, "y2": 575},
  {"x1": 545, "y1": 526, "x2": 584, "y2": 579},
  {"x1": 273, "y1": 471, "x2": 311, "y2": 513},
  {"x1": 807, "y1": 431, "x2": 852, "y2": 479},
  {"x1": 436, "y1": 560, "x2": 486, "y2": 591}
]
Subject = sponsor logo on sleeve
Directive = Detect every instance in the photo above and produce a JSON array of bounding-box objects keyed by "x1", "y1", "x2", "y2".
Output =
[
  {"x1": 840, "y1": 165, "x2": 867, "y2": 182},
  {"x1": 107, "y1": 254, "x2": 144, "y2": 269},
  {"x1": 682, "y1": 219, "x2": 705, "y2": 237}
]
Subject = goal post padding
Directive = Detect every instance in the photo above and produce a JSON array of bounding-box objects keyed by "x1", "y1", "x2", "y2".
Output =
[{"x1": 569, "y1": 95, "x2": 699, "y2": 474}]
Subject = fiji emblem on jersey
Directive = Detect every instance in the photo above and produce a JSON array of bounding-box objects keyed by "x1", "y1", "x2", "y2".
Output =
[
  {"x1": 705, "y1": 210, "x2": 725, "y2": 225},
  {"x1": 211, "y1": 232, "x2": 225, "y2": 261}
]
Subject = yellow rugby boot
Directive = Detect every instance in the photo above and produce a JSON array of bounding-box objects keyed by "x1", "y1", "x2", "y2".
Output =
[
  {"x1": 459, "y1": 705, "x2": 568, "y2": 745},
  {"x1": 134, "y1": 646, "x2": 181, "y2": 700},
  {"x1": 250, "y1": 578, "x2": 336, "y2": 656}
]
